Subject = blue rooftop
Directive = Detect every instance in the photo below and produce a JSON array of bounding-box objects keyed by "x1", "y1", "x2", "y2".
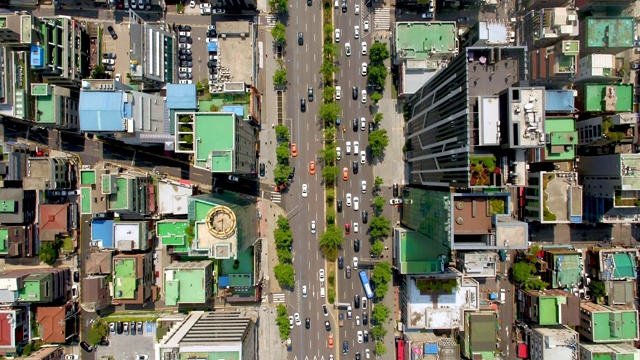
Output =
[
  {"x1": 30, "y1": 45, "x2": 44, "y2": 68},
  {"x1": 207, "y1": 41, "x2": 218, "y2": 52},
  {"x1": 166, "y1": 84, "x2": 197, "y2": 110},
  {"x1": 91, "y1": 219, "x2": 114, "y2": 248},
  {"x1": 222, "y1": 105, "x2": 244, "y2": 117},
  {"x1": 545, "y1": 90, "x2": 575, "y2": 113},
  {"x1": 79, "y1": 91, "x2": 131, "y2": 132}
]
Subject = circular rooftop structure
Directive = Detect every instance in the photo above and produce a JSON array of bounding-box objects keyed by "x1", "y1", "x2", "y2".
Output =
[{"x1": 205, "y1": 205, "x2": 237, "y2": 239}]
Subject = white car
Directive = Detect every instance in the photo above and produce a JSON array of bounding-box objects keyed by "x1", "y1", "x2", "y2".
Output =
[
  {"x1": 178, "y1": 43, "x2": 191, "y2": 49},
  {"x1": 200, "y1": 7, "x2": 211, "y2": 14},
  {"x1": 354, "y1": 141, "x2": 359, "y2": 154},
  {"x1": 361, "y1": 89, "x2": 367, "y2": 103},
  {"x1": 336, "y1": 146, "x2": 342, "y2": 160},
  {"x1": 206, "y1": 37, "x2": 218, "y2": 43},
  {"x1": 390, "y1": 198, "x2": 404, "y2": 205},
  {"x1": 311, "y1": 220, "x2": 316, "y2": 234},
  {"x1": 354, "y1": 26, "x2": 360, "y2": 39},
  {"x1": 360, "y1": 117, "x2": 366, "y2": 130},
  {"x1": 346, "y1": 193, "x2": 352, "y2": 207},
  {"x1": 361, "y1": 62, "x2": 367, "y2": 75},
  {"x1": 354, "y1": 4, "x2": 359, "y2": 14},
  {"x1": 179, "y1": 31, "x2": 190, "y2": 37},
  {"x1": 362, "y1": 298, "x2": 367, "y2": 309},
  {"x1": 72, "y1": 284, "x2": 79, "y2": 298},
  {"x1": 346, "y1": 141, "x2": 351, "y2": 155},
  {"x1": 294, "y1": 313, "x2": 301, "y2": 326},
  {"x1": 335, "y1": 28, "x2": 341, "y2": 42},
  {"x1": 65, "y1": 355, "x2": 79, "y2": 360},
  {"x1": 208, "y1": 25, "x2": 217, "y2": 31},
  {"x1": 353, "y1": 222, "x2": 359, "y2": 233},
  {"x1": 336, "y1": 86, "x2": 342, "y2": 100},
  {"x1": 353, "y1": 257, "x2": 358, "y2": 269},
  {"x1": 361, "y1": 180, "x2": 367, "y2": 193},
  {"x1": 365, "y1": 349, "x2": 370, "y2": 358},
  {"x1": 356, "y1": 315, "x2": 360, "y2": 325},
  {"x1": 357, "y1": 330, "x2": 363, "y2": 343},
  {"x1": 179, "y1": 80, "x2": 192, "y2": 84},
  {"x1": 360, "y1": 151, "x2": 366, "y2": 164},
  {"x1": 115, "y1": 73, "x2": 121, "y2": 82},
  {"x1": 199, "y1": 2, "x2": 211, "y2": 8},
  {"x1": 189, "y1": 1, "x2": 196, "y2": 7},
  {"x1": 179, "y1": 67, "x2": 192, "y2": 73},
  {"x1": 363, "y1": 20, "x2": 369, "y2": 31},
  {"x1": 361, "y1": 41, "x2": 367, "y2": 55},
  {"x1": 345, "y1": 42, "x2": 351, "y2": 56},
  {"x1": 289, "y1": 316, "x2": 294, "y2": 329},
  {"x1": 354, "y1": 197, "x2": 359, "y2": 210},
  {"x1": 319, "y1": 269, "x2": 325, "y2": 282},
  {"x1": 302, "y1": 184, "x2": 308, "y2": 198},
  {"x1": 101, "y1": 58, "x2": 115, "y2": 65},
  {"x1": 302, "y1": 285, "x2": 307, "y2": 298}
]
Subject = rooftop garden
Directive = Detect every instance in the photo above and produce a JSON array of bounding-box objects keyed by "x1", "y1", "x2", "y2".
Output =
[
  {"x1": 415, "y1": 278, "x2": 458, "y2": 295},
  {"x1": 602, "y1": 116, "x2": 633, "y2": 143},
  {"x1": 176, "y1": 114, "x2": 194, "y2": 152},
  {"x1": 614, "y1": 190, "x2": 640, "y2": 207},
  {"x1": 488, "y1": 198, "x2": 506, "y2": 215},
  {"x1": 542, "y1": 173, "x2": 557, "y2": 221},
  {"x1": 469, "y1": 156, "x2": 499, "y2": 187}
]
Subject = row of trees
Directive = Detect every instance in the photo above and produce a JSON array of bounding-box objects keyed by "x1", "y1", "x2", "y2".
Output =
[
  {"x1": 275, "y1": 304, "x2": 290, "y2": 340},
  {"x1": 271, "y1": 23, "x2": 288, "y2": 88},
  {"x1": 274, "y1": 215, "x2": 295, "y2": 288},
  {"x1": 274, "y1": 125, "x2": 294, "y2": 185}
]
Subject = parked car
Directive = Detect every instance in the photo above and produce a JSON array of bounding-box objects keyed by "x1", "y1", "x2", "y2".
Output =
[
  {"x1": 102, "y1": 53, "x2": 117, "y2": 59},
  {"x1": 80, "y1": 341, "x2": 93, "y2": 352},
  {"x1": 107, "y1": 26, "x2": 118, "y2": 40}
]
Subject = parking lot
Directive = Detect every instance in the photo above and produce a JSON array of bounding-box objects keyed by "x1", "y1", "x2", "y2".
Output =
[
  {"x1": 102, "y1": 22, "x2": 132, "y2": 83},
  {"x1": 96, "y1": 320, "x2": 156, "y2": 360},
  {"x1": 177, "y1": 24, "x2": 213, "y2": 85}
]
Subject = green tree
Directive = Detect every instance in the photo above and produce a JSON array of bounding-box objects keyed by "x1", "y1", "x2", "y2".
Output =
[
  {"x1": 374, "y1": 176, "x2": 383, "y2": 190},
  {"x1": 372, "y1": 261, "x2": 392, "y2": 284},
  {"x1": 88, "y1": 320, "x2": 108, "y2": 346},
  {"x1": 277, "y1": 248, "x2": 292, "y2": 264},
  {"x1": 271, "y1": 22, "x2": 286, "y2": 43},
  {"x1": 369, "y1": 215, "x2": 391, "y2": 239},
  {"x1": 326, "y1": 207, "x2": 336, "y2": 225},
  {"x1": 374, "y1": 112, "x2": 383, "y2": 124},
  {"x1": 511, "y1": 262, "x2": 536, "y2": 284},
  {"x1": 195, "y1": 79, "x2": 207, "y2": 95},
  {"x1": 591, "y1": 280, "x2": 606, "y2": 299},
  {"x1": 323, "y1": 43, "x2": 339, "y2": 60},
  {"x1": 277, "y1": 304, "x2": 288, "y2": 317},
  {"x1": 323, "y1": 24, "x2": 334, "y2": 43},
  {"x1": 274, "y1": 227, "x2": 293, "y2": 249},
  {"x1": 371, "y1": 324, "x2": 387, "y2": 340},
  {"x1": 39, "y1": 241, "x2": 60, "y2": 266},
  {"x1": 369, "y1": 129, "x2": 390, "y2": 157},
  {"x1": 322, "y1": 86, "x2": 336, "y2": 103},
  {"x1": 90, "y1": 65, "x2": 109, "y2": 79},
  {"x1": 375, "y1": 341, "x2": 387, "y2": 356},
  {"x1": 373, "y1": 195, "x2": 385, "y2": 213},
  {"x1": 275, "y1": 125, "x2": 290, "y2": 141},
  {"x1": 367, "y1": 65, "x2": 387, "y2": 88},
  {"x1": 274, "y1": 263, "x2": 295, "y2": 288},
  {"x1": 326, "y1": 187, "x2": 335, "y2": 203},
  {"x1": 322, "y1": 165, "x2": 339, "y2": 185},
  {"x1": 374, "y1": 281, "x2": 389, "y2": 298},
  {"x1": 370, "y1": 92, "x2": 383, "y2": 104},
  {"x1": 320, "y1": 60, "x2": 338, "y2": 85},
  {"x1": 276, "y1": 304, "x2": 291, "y2": 340},
  {"x1": 319, "y1": 145, "x2": 338, "y2": 164},
  {"x1": 323, "y1": 126, "x2": 336, "y2": 142},
  {"x1": 372, "y1": 303, "x2": 390, "y2": 324},
  {"x1": 319, "y1": 224, "x2": 343, "y2": 260},
  {"x1": 319, "y1": 102, "x2": 341, "y2": 125},
  {"x1": 269, "y1": 0, "x2": 288, "y2": 12},
  {"x1": 273, "y1": 68, "x2": 288, "y2": 87},
  {"x1": 523, "y1": 278, "x2": 549, "y2": 291},
  {"x1": 369, "y1": 42, "x2": 390, "y2": 64},
  {"x1": 276, "y1": 142, "x2": 290, "y2": 164},
  {"x1": 274, "y1": 164, "x2": 292, "y2": 185},
  {"x1": 277, "y1": 215, "x2": 290, "y2": 231},
  {"x1": 371, "y1": 240, "x2": 384, "y2": 257}
]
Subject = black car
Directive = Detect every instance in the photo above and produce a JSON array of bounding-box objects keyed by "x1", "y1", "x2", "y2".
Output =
[
  {"x1": 179, "y1": 37, "x2": 193, "y2": 44},
  {"x1": 305, "y1": 318, "x2": 311, "y2": 329},
  {"x1": 324, "y1": 320, "x2": 331, "y2": 331},
  {"x1": 259, "y1": 163, "x2": 266, "y2": 177},
  {"x1": 102, "y1": 53, "x2": 116, "y2": 59},
  {"x1": 179, "y1": 55, "x2": 192, "y2": 61},
  {"x1": 105, "y1": 65, "x2": 115, "y2": 71},
  {"x1": 362, "y1": 210, "x2": 368, "y2": 224},
  {"x1": 343, "y1": 341, "x2": 349, "y2": 355},
  {"x1": 353, "y1": 161, "x2": 358, "y2": 174},
  {"x1": 300, "y1": 98, "x2": 306, "y2": 112},
  {"x1": 107, "y1": 26, "x2": 118, "y2": 40},
  {"x1": 393, "y1": 183, "x2": 399, "y2": 197},
  {"x1": 338, "y1": 256, "x2": 344, "y2": 269},
  {"x1": 180, "y1": 61, "x2": 193, "y2": 67},
  {"x1": 207, "y1": 61, "x2": 216, "y2": 68},
  {"x1": 364, "y1": 330, "x2": 369, "y2": 342},
  {"x1": 354, "y1": 294, "x2": 360, "y2": 308},
  {"x1": 363, "y1": 313, "x2": 368, "y2": 326},
  {"x1": 289, "y1": 167, "x2": 295, "y2": 182},
  {"x1": 307, "y1": 0, "x2": 311, "y2": 5},
  {"x1": 73, "y1": 271, "x2": 80, "y2": 283},
  {"x1": 341, "y1": 3, "x2": 347, "y2": 12},
  {"x1": 346, "y1": 266, "x2": 351, "y2": 278},
  {"x1": 178, "y1": 25, "x2": 192, "y2": 31},
  {"x1": 80, "y1": 341, "x2": 93, "y2": 352},
  {"x1": 117, "y1": 322, "x2": 123, "y2": 334},
  {"x1": 179, "y1": 49, "x2": 192, "y2": 55},
  {"x1": 352, "y1": 86, "x2": 358, "y2": 100},
  {"x1": 308, "y1": 87, "x2": 313, "y2": 102},
  {"x1": 369, "y1": 121, "x2": 374, "y2": 132},
  {"x1": 337, "y1": 200, "x2": 342, "y2": 212},
  {"x1": 130, "y1": 321, "x2": 136, "y2": 335},
  {"x1": 355, "y1": 352, "x2": 361, "y2": 360},
  {"x1": 207, "y1": 29, "x2": 217, "y2": 37},
  {"x1": 298, "y1": 32, "x2": 304, "y2": 46},
  {"x1": 353, "y1": 118, "x2": 358, "y2": 132},
  {"x1": 354, "y1": 239, "x2": 360, "y2": 252}
]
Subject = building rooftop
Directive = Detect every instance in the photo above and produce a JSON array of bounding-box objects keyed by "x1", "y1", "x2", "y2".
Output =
[
  {"x1": 401, "y1": 188, "x2": 452, "y2": 251},
  {"x1": 544, "y1": 117, "x2": 577, "y2": 161},
  {"x1": 113, "y1": 222, "x2": 145, "y2": 251},
  {"x1": 193, "y1": 112, "x2": 235, "y2": 172},
  {"x1": 467, "y1": 312, "x2": 498, "y2": 353},
  {"x1": 502, "y1": 87, "x2": 546, "y2": 148},
  {"x1": 598, "y1": 248, "x2": 638, "y2": 281},
  {"x1": 467, "y1": 47, "x2": 525, "y2": 98},
  {"x1": 396, "y1": 228, "x2": 448, "y2": 275},
  {"x1": 216, "y1": 21, "x2": 254, "y2": 86},
  {"x1": 583, "y1": 84, "x2": 633, "y2": 112},
  {"x1": 0, "y1": 189, "x2": 28, "y2": 224},
  {"x1": 579, "y1": 302, "x2": 639, "y2": 343},
  {"x1": 91, "y1": 219, "x2": 114, "y2": 248},
  {"x1": 458, "y1": 252, "x2": 498, "y2": 277},
  {"x1": 157, "y1": 220, "x2": 189, "y2": 247},
  {"x1": 546, "y1": 249, "x2": 583, "y2": 288},
  {"x1": 113, "y1": 257, "x2": 137, "y2": 300},
  {"x1": 406, "y1": 269, "x2": 478, "y2": 330},
  {"x1": 579, "y1": 342, "x2": 640, "y2": 360},
  {"x1": 585, "y1": 17, "x2": 634, "y2": 49},
  {"x1": 85, "y1": 250, "x2": 113, "y2": 275},
  {"x1": 164, "y1": 261, "x2": 212, "y2": 305},
  {"x1": 0, "y1": 312, "x2": 14, "y2": 347},
  {"x1": 531, "y1": 325, "x2": 579, "y2": 359},
  {"x1": 540, "y1": 172, "x2": 582, "y2": 223},
  {"x1": 38, "y1": 204, "x2": 69, "y2": 242},
  {"x1": 166, "y1": 84, "x2": 197, "y2": 110},
  {"x1": 526, "y1": 289, "x2": 580, "y2": 326},
  {"x1": 78, "y1": 91, "x2": 129, "y2": 132},
  {"x1": 81, "y1": 275, "x2": 111, "y2": 312},
  {"x1": 157, "y1": 179, "x2": 195, "y2": 215},
  {"x1": 36, "y1": 303, "x2": 72, "y2": 343}
]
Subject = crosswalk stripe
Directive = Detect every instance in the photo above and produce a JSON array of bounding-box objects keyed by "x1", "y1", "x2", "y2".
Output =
[
  {"x1": 271, "y1": 192, "x2": 282, "y2": 203},
  {"x1": 272, "y1": 293, "x2": 286, "y2": 303},
  {"x1": 374, "y1": 8, "x2": 390, "y2": 30}
]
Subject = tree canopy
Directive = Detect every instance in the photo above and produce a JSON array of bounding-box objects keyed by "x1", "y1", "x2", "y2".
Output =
[
  {"x1": 271, "y1": 22, "x2": 286, "y2": 43},
  {"x1": 273, "y1": 68, "x2": 287, "y2": 87},
  {"x1": 319, "y1": 224, "x2": 343, "y2": 260},
  {"x1": 367, "y1": 64, "x2": 387, "y2": 88},
  {"x1": 368, "y1": 129, "x2": 390, "y2": 157},
  {"x1": 274, "y1": 164, "x2": 292, "y2": 185},
  {"x1": 369, "y1": 42, "x2": 390, "y2": 64},
  {"x1": 369, "y1": 215, "x2": 391, "y2": 239},
  {"x1": 274, "y1": 263, "x2": 295, "y2": 288}
]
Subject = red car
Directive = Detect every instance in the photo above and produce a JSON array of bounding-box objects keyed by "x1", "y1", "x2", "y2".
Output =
[{"x1": 345, "y1": 223, "x2": 351, "y2": 234}]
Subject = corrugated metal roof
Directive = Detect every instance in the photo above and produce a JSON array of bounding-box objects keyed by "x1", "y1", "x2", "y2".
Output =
[
  {"x1": 166, "y1": 84, "x2": 197, "y2": 110},
  {"x1": 79, "y1": 91, "x2": 127, "y2": 132}
]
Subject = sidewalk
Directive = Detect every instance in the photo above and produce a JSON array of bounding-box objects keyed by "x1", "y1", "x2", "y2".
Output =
[
  {"x1": 257, "y1": 198, "x2": 286, "y2": 294},
  {"x1": 257, "y1": 28, "x2": 280, "y2": 186}
]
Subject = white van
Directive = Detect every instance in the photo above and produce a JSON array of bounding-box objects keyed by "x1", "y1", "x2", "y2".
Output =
[
  {"x1": 500, "y1": 289, "x2": 506, "y2": 304},
  {"x1": 320, "y1": 287, "x2": 325, "y2": 298}
]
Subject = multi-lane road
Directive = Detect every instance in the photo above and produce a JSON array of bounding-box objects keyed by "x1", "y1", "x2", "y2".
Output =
[{"x1": 284, "y1": 0, "x2": 376, "y2": 358}]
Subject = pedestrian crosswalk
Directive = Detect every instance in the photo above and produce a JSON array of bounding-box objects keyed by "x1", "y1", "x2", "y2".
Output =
[
  {"x1": 271, "y1": 192, "x2": 282, "y2": 203},
  {"x1": 374, "y1": 8, "x2": 391, "y2": 30},
  {"x1": 272, "y1": 293, "x2": 286, "y2": 303},
  {"x1": 264, "y1": 14, "x2": 278, "y2": 28}
]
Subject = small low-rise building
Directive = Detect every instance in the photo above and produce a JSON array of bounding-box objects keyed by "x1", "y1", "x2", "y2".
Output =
[
  {"x1": 38, "y1": 203, "x2": 75, "y2": 242},
  {"x1": 111, "y1": 253, "x2": 153, "y2": 306},
  {"x1": 80, "y1": 275, "x2": 111, "y2": 313},
  {"x1": 0, "y1": 308, "x2": 29, "y2": 357},
  {"x1": 0, "y1": 267, "x2": 70, "y2": 304},
  {"x1": 539, "y1": 248, "x2": 584, "y2": 288},
  {"x1": 578, "y1": 302, "x2": 639, "y2": 343},
  {"x1": 24, "y1": 345, "x2": 64, "y2": 360},
  {"x1": 518, "y1": 289, "x2": 580, "y2": 326},
  {"x1": 529, "y1": 325, "x2": 579, "y2": 360},
  {"x1": 579, "y1": 342, "x2": 640, "y2": 360},
  {"x1": 459, "y1": 311, "x2": 499, "y2": 359},
  {"x1": 23, "y1": 156, "x2": 76, "y2": 191},
  {"x1": 164, "y1": 261, "x2": 214, "y2": 306},
  {"x1": 36, "y1": 302, "x2": 77, "y2": 344},
  {"x1": 456, "y1": 252, "x2": 498, "y2": 278}
]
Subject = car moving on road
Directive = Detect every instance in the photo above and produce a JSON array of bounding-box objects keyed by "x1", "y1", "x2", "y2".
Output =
[{"x1": 302, "y1": 184, "x2": 308, "y2": 198}]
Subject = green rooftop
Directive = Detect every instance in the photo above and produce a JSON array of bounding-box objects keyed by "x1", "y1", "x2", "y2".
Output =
[
  {"x1": 110, "y1": 177, "x2": 130, "y2": 210},
  {"x1": 592, "y1": 309, "x2": 638, "y2": 342},
  {"x1": 544, "y1": 117, "x2": 577, "y2": 161},
  {"x1": 395, "y1": 22, "x2": 457, "y2": 61},
  {"x1": 538, "y1": 297, "x2": 561, "y2": 325},
  {"x1": 113, "y1": 258, "x2": 137, "y2": 300},
  {"x1": 81, "y1": 188, "x2": 91, "y2": 214},
  {"x1": 584, "y1": 84, "x2": 633, "y2": 112},
  {"x1": 178, "y1": 351, "x2": 240, "y2": 360},
  {"x1": 586, "y1": 17, "x2": 634, "y2": 49},
  {"x1": 18, "y1": 273, "x2": 51, "y2": 302},
  {"x1": 610, "y1": 252, "x2": 636, "y2": 279},
  {"x1": 80, "y1": 170, "x2": 97, "y2": 185},
  {"x1": 193, "y1": 113, "x2": 235, "y2": 172},
  {"x1": 164, "y1": 261, "x2": 212, "y2": 306},
  {"x1": 401, "y1": 188, "x2": 452, "y2": 250},
  {"x1": 0, "y1": 229, "x2": 7, "y2": 254},
  {"x1": 0, "y1": 200, "x2": 16, "y2": 213},
  {"x1": 34, "y1": 87, "x2": 59, "y2": 124},
  {"x1": 397, "y1": 229, "x2": 448, "y2": 274},
  {"x1": 548, "y1": 252, "x2": 582, "y2": 288},
  {"x1": 157, "y1": 220, "x2": 188, "y2": 246}
]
